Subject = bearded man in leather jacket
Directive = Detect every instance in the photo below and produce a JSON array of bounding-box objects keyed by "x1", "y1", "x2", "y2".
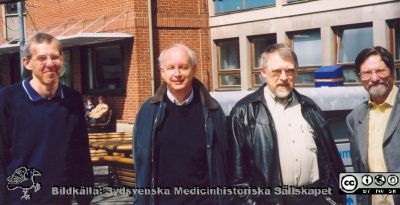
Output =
[{"x1": 228, "y1": 44, "x2": 346, "y2": 205}]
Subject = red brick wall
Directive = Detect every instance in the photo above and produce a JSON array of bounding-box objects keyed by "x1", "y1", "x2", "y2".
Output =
[
  {"x1": 153, "y1": 0, "x2": 211, "y2": 90},
  {"x1": 24, "y1": 0, "x2": 145, "y2": 29},
  {"x1": 156, "y1": 0, "x2": 209, "y2": 15},
  {"x1": 7, "y1": 0, "x2": 211, "y2": 124},
  {"x1": 121, "y1": 26, "x2": 153, "y2": 124}
]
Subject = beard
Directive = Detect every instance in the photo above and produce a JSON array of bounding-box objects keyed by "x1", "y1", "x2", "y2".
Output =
[
  {"x1": 368, "y1": 83, "x2": 389, "y2": 99},
  {"x1": 275, "y1": 84, "x2": 292, "y2": 100},
  {"x1": 368, "y1": 77, "x2": 393, "y2": 98},
  {"x1": 276, "y1": 90, "x2": 291, "y2": 99}
]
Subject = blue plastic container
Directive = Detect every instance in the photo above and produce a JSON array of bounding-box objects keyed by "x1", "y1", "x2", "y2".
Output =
[{"x1": 314, "y1": 66, "x2": 344, "y2": 87}]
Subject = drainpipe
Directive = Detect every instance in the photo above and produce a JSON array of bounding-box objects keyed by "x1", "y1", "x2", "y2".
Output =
[
  {"x1": 17, "y1": 1, "x2": 27, "y2": 79},
  {"x1": 148, "y1": 0, "x2": 155, "y2": 94}
]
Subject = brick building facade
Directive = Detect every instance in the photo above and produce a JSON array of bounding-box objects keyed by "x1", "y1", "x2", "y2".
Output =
[{"x1": 0, "y1": 0, "x2": 212, "y2": 130}]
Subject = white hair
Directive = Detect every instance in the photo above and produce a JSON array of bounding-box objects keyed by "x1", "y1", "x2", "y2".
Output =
[{"x1": 158, "y1": 43, "x2": 196, "y2": 67}]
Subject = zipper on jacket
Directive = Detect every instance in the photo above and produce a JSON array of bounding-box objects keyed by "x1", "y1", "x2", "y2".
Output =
[
  {"x1": 205, "y1": 123, "x2": 211, "y2": 149},
  {"x1": 151, "y1": 117, "x2": 158, "y2": 188},
  {"x1": 204, "y1": 123, "x2": 207, "y2": 138},
  {"x1": 152, "y1": 118, "x2": 158, "y2": 134},
  {"x1": 204, "y1": 117, "x2": 213, "y2": 185}
]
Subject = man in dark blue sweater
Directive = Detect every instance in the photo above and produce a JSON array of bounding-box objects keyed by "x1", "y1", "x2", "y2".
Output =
[
  {"x1": 0, "y1": 32, "x2": 94, "y2": 204},
  {"x1": 133, "y1": 44, "x2": 228, "y2": 205}
]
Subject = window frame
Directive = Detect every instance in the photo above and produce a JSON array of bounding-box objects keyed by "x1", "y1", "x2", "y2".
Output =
[
  {"x1": 214, "y1": 0, "x2": 276, "y2": 15},
  {"x1": 82, "y1": 41, "x2": 126, "y2": 96},
  {"x1": 248, "y1": 34, "x2": 277, "y2": 88},
  {"x1": 388, "y1": 19, "x2": 400, "y2": 84},
  {"x1": 3, "y1": 2, "x2": 25, "y2": 41},
  {"x1": 215, "y1": 38, "x2": 241, "y2": 89},
  {"x1": 287, "y1": 29, "x2": 321, "y2": 87},
  {"x1": 333, "y1": 23, "x2": 373, "y2": 85},
  {"x1": 5, "y1": 3, "x2": 18, "y2": 15},
  {"x1": 334, "y1": 23, "x2": 373, "y2": 65},
  {"x1": 285, "y1": 0, "x2": 318, "y2": 5}
]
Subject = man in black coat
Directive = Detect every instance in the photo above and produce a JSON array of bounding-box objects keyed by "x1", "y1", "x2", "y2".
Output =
[
  {"x1": 229, "y1": 43, "x2": 346, "y2": 205},
  {"x1": 133, "y1": 43, "x2": 228, "y2": 205}
]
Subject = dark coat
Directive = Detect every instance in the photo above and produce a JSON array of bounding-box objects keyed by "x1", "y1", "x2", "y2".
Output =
[
  {"x1": 346, "y1": 87, "x2": 400, "y2": 205},
  {"x1": 229, "y1": 84, "x2": 346, "y2": 205},
  {"x1": 133, "y1": 78, "x2": 228, "y2": 205}
]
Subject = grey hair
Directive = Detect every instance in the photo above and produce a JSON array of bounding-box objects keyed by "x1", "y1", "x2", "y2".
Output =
[
  {"x1": 259, "y1": 43, "x2": 298, "y2": 69},
  {"x1": 23, "y1": 32, "x2": 63, "y2": 59},
  {"x1": 158, "y1": 43, "x2": 196, "y2": 67}
]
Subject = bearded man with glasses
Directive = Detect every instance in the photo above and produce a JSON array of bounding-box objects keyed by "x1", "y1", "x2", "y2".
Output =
[
  {"x1": 228, "y1": 43, "x2": 345, "y2": 205},
  {"x1": 347, "y1": 46, "x2": 400, "y2": 205}
]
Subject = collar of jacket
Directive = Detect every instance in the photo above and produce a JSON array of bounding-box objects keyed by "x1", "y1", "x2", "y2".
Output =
[
  {"x1": 246, "y1": 83, "x2": 318, "y2": 108},
  {"x1": 149, "y1": 78, "x2": 219, "y2": 110}
]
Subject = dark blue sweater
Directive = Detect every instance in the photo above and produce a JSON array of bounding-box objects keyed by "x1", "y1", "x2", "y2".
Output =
[
  {"x1": 0, "y1": 80, "x2": 94, "y2": 205},
  {"x1": 155, "y1": 93, "x2": 210, "y2": 205}
]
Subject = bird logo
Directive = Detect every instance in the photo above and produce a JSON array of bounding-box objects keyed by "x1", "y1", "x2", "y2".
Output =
[{"x1": 6, "y1": 166, "x2": 42, "y2": 200}]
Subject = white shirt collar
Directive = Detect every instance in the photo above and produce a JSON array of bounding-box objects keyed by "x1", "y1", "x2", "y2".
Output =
[{"x1": 166, "y1": 89, "x2": 194, "y2": 106}]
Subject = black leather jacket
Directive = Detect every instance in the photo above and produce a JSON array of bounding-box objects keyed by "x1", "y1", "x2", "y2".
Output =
[
  {"x1": 133, "y1": 78, "x2": 228, "y2": 205},
  {"x1": 229, "y1": 84, "x2": 346, "y2": 205}
]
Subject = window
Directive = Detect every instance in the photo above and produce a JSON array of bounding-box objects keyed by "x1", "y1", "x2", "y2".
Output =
[
  {"x1": 60, "y1": 50, "x2": 72, "y2": 87},
  {"x1": 394, "y1": 21, "x2": 400, "y2": 81},
  {"x1": 334, "y1": 24, "x2": 373, "y2": 83},
  {"x1": 293, "y1": 31, "x2": 321, "y2": 66},
  {"x1": 216, "y1": 38, "x2": 241, "y2": 88},
  {"x1": 84, "y1": 43, "x2": 125, "y2": 94},
  {"x1": 5, "y1": 3, "x2": 18, "y2": 14},
  {"x1": 288, "y1": 29, "x2": 321, "y2": 85},
  {"x1": 388, "y1": 19, "x2": 400, "y2": 82},
  {"x1": 387, "y1": 20, "x2": 400, "y2": 61},
  {"x1": 215, "y1": 0, "x2": 275, "y2": 14},
  {"x1": 249, "y1": 34, "x2": 276, "y2": 87},
  {"x1": 4, "y1": 2, "x2": 25, "y2": 41},
  {"x1": 337, "y1": 25, "x2": 373, "y2": 64}
]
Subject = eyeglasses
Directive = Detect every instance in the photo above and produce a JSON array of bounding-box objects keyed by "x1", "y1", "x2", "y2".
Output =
[
  {"x1": 269, "y1": 68, "x2": 296, "y2": 78},
  {"x1": 359, "y1": 69, "x2": 390, "y2": 80},
  {"x1": 31, "y1": 54, "x2": 62, "y2": 65}
]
